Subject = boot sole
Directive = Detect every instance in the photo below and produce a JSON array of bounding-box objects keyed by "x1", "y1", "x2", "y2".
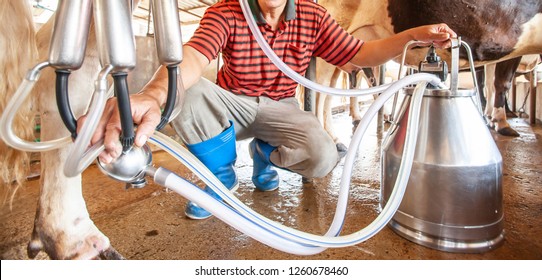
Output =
[
  {"x1": 256, "y1": 185, "x2": 279, "y2": 192},
  {"x1": 184, "y1": 182, "x2": 240, "y2": 220}
]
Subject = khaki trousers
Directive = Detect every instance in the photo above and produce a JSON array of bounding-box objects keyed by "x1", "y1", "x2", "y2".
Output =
[{"x1": 171, "y1": 78, "x2": 339, "y2": 178}]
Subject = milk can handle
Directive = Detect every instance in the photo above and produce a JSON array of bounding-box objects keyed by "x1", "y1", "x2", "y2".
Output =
[
  {"x1": 456, "y1": 39, "x2": 484, "y2": 116},
  {"x1": 393, "y1": 39, "x2": 483, "y2": 120},
  {"x1": 389, "y1": 40, "x2": 421, "y2": 122},
  {"x1": 450, "y1": 38, "x2": 460, "y2": 93}
]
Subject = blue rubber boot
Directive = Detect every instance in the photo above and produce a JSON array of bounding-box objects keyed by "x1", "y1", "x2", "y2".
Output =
[
  {"x1": 249, "y1": 139, "x2": 279, "y2": 191},
  {"x1": 184, "y1": 122, "x2": 238, "y2": 219}
]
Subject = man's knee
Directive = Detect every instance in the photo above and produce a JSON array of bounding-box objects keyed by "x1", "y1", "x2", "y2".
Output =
[
  {"x1": 304, "y1": 145, "x2": 338, "y2": 178},
  {"x1": 182, "y1": 80, "x2": 208, "y2": 106},
  {"x1": 178, "y1": 80, "x2": 214, "y2": 121}
]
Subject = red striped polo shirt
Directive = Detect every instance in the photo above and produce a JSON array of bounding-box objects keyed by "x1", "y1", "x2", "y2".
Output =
[{"x1": 185, "y1": 0, "x2": 363, "y2": 100}]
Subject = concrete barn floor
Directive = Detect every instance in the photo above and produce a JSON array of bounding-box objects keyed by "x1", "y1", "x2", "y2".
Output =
[{"x1": 1, "y1": 111, "x2": 541, "y2": 261}]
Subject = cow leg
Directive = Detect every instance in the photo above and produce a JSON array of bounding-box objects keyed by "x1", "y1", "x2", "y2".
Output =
[
  {"x1": 314, "y1": 60, "x2": 333, "y2": 132},
  {"x1": 481, "y1": 64, "x2": 494, "y2": 128},
  {"x1": 475, "y1": 66, "x2": 487, "y2": 111},
  {"x1": 28, "y1": 82, "x2": 119, "y2": 260},
  {"x1": 322, "y1": 94, "x2": 348, "y2": 157},
  {"x1": 322, "y1": 94, "x2": 339, "y2": 143},
  {"x1": 28, "y1": 106, "x2": 115, "y2": 259},
  {"x1": 322, "y1": 68, "x2": 343, "y2": 144},
  {"x1": 27, "y1": 148, "x2": 112, "y2": 260},
  {"x1": 491, "y1": 57, "x2": 522, "y2": 137},
  {"x1": 26, "y1": 33, "x2": 121, "y2": 259},
  {"x1": 350, "y1": 67, "x2": 379, "y2": 131},
  {"x1": 349, "y1": 95, "x2": 360, "y2": 130},
  {"x1": 315, "y1": 89, "x2": 325, "y2": 125},
  {"x1": 348, "y1": 69, "x2": 362, "y2": 133}
]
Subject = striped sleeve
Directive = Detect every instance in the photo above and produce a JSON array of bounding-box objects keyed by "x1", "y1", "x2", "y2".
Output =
[
  {"x1": 185, "y1": 5, "x2": 231, "y2": 62},
  {"x1": 313, "y1": 9, "x2": 363, "y2": 66}
]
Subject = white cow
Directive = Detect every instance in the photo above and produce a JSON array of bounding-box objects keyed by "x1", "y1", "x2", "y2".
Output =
[
  {"x1": 0, "y1": 0, "x2": 161, "y2": 259},
  {"x1": 0, "y1": 0, "x2": 222, "y2": 259},
  {"x1": 1, "y1": 0, "x2": 101, "y2": 259}
]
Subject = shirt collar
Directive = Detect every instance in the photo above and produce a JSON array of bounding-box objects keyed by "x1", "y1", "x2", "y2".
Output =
[{"x1": 247, "y1": 0, "x2": 296, "y2": 24}]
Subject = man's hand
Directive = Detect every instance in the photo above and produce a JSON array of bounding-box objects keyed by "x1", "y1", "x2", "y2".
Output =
[
  {"x1": 411, "y1": 23, "x2": 457, "y2": 49},
  {"x1": 350, "y1": 23, "x2": 457, "y2": 67},
  {"x1": 77, "y1": 93, "x2": 162, "y2": 164}
]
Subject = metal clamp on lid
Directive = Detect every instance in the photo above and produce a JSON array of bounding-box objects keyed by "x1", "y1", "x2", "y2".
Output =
[{"x1": 418, "y1": 45, "x2": 448, "y2": 85}]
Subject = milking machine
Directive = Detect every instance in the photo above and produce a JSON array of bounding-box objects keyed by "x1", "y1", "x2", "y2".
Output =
[
  {"x1": 0, "y1": 0, "x2": 503, "y2": 254},
  {"x1": 381, "y1": 40, "x2": 504, "y2": 253},
  {"x1": 0, "y1": 0, "x2": 183, "y2": 178}
]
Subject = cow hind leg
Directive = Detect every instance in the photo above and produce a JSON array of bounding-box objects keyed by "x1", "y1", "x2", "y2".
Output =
[
  {"x1": 0, "y1": 1, "x2": 113, "y2": 260},
  {"x1": 28, "y1": 85, "x2": 121, "y2": 259},
  {"x1": 27, "y1": 149, "x2": 113, "y2": 259},
  {"x1": 480, "y1": 64, "x2": 495, "y2": 128},
  {"x1": 26, "y1": 24, "x2": 123, "y2": 258},
  {"x1": 492, "y1": 58, "x2": 522, "y2": 137},
  {"x1": 476, "y1": 66, "x2": 488, "y2": 111},
  {"x1": 321, "y1": 68, "x2": 344, "y2": 143},
  {"x1": 348, "y1": 70, "x2": 362, "y2": 133}
]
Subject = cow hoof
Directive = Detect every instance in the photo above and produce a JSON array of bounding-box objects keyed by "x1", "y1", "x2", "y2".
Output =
[
  {"x1": 506, "y1": 110, "x2": 518, "y2": 118},
  {"x1": 352, "y1": 119, "x2": 361, "y2": 128},
  {"x1": 99, "y1": 247, "x2": 126, "y2": 260},
  {"x1": 486, "y1": 121, "x2": 495, "y2": 130},
  {"x1": 27, "y1": 239, "x2": 44, "y2": 259},
  {"x1": 27, "y1": 218, "x2": 112, "y2": 259},
  {"x1": 518, "y1": 112, "x2": 529, "y2": 118},
  {"x1": 497, "y1": 127, "x2": 520, "y2": 137},
  {"x1": 336, "y1": 142, "x2": 348, "y2": 159},
  {"x1": 352, "y1": 120, "x2": 361, "y2": 134}
]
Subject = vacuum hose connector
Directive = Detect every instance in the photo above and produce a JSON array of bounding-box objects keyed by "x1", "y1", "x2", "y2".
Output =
[{"x1": 418, "y1": 45, "x2": 448, "y2": 85}]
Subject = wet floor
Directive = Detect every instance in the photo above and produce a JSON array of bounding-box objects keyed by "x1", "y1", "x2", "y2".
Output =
[{"x1": 1, "y1": 110, "x2": 541, "y2": 260}]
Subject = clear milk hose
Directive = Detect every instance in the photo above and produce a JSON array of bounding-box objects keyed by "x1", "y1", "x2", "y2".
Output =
[{"x1": 148, "y1": 78, "x2": 431, "y2": 255}]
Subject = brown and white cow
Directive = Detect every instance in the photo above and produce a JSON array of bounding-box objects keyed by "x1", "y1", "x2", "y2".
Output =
[
  {"x1": 479, "y1": 55, "x2": 541, "y2": 136},
  {"x1": 317, "y1": 0, "x2": 542, "y2": 137}
]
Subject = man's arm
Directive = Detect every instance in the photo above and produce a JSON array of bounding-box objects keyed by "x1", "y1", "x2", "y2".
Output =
[
  {"x1": 138, "y1": 45, "x2": 211, "y2": 105},
  {"x1": 348, "y1": 24, "x2": 456, "y2": 68},
  {"x1": 84, "y1": 45, "x2": 210, "y2": 164}
]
